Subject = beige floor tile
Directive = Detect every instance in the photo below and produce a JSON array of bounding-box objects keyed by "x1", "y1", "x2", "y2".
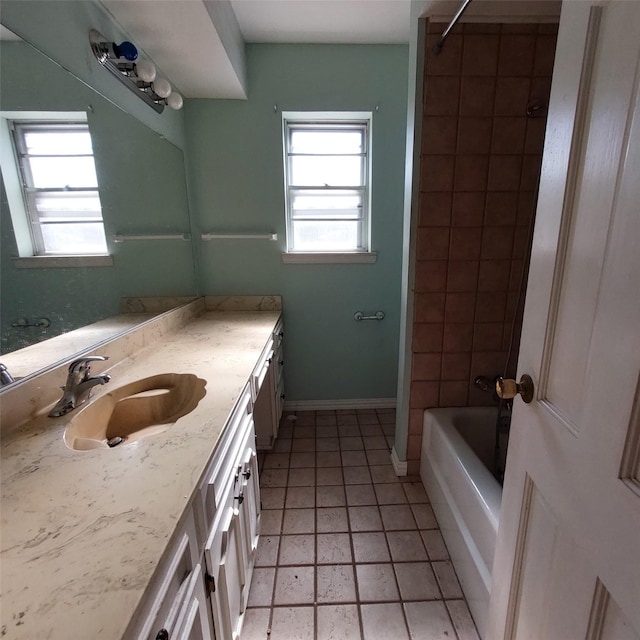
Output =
[
  {"x1": 316, "y1": 414, "x2": 337, "y2": 426},
  {"x1": 316, "y1": 437, "x2": 340, "y2": 452},
  {"x1": 336, "y1": 414, "x2": 358, "y2": 426},
  {"x1": 411, "y1": 504, "x2": 438, "y2": 529},
  {"x1": 255, "y1": 535, "x2": 280, "y2": 567},
  {"x1": 287, "y1": 468, "x2": 315, "y2": 487},
  {"x1": 291, "y1": 438, "x2": 316, "y2": 453},
  {"x1": 262, "y1": 453, "x2": 290, "y2": 469},
  {"x1": 380, "y1": 505, "x2": 418, "y2": 530},
  {"x1": 317, "y1": 507, "x2": 349, "y2": 533},
  {"x1": 382, "y1": 424, "x2": 395, "y2": 436},
  {"x1": 317, "y1": 565, "x2": 357, "y2": 603},
  {"x1": 420, "y1": 530, "x2": 449, "y2": 561},
  {"x1": 356, "y1": 563, "x2": 400, "y2": 602},
  {"x1": 240, "y1": 607, "x2": 271, "y2": 640},
  {"x1": 338, "y1": 424, "x2": 361, "y2": 436},
  {"x1": 348, "y1": 506, "x2": 383, "y2": 532},
  {"x1": 340, "y1": 436, "x2": 365, "y2": 450},
  {"x1": 260, "y1": 509, "x2": 283, "y2": 535},
  {"x1": 316, "y1": 485, "x2": 346, "y2": 507},
  {"x1": 377, "y1": 412, "x2": 396, "y2": 425},
  {"x1": 366, "y1": 449, "x2": 393, "y2": 466},
  {"x1": 317, "y1": 533, "x2": 352, "y2": 564},
  {"x1": 370, "y1": 465, "x2": 400, "y2": 483},
  {"x1": 282, "y1": 508, "x2": 315, "y2": 534},
  {"x1": 357, "y1": 413, "x2": 380, "y2": 425},
  {"x1": 404, "y1": 601, "x2": 457, "y2": 639},
  {"x1": 272, "y1": 438, "x2": 292, "y2": 453},
  {"x1": 363, "y1": 436, "x2": 389, "y2": 450},
  {"x1": 343, "y1": 466, "x2": 372, "y2": 485},
  {"x1": 247, "y1": 567, "x2": 275, "y2": 607},
  {"x1": 374, "y1": 483, "x2": 408, "y2": 504},
  {"x1": 293, "y1": 426, "x2": 316, "y2": 439},
  {"x1": 402, "y1": 481, "x2": 429, "y2": 503},
  {"x1": 361, "y1": 603, "x2": 409, "y2": 640},
  {"x1": 270, "y1": 606, "x2": 315, "y2": 639},
  {"x1": 446, "y1": 600, "x2": 480, "y2": 640},
  {"x1": 316, "y1": 467, "x2": 344, "y2": 486},
  {"x1": 278, "y1": 534, "x2": 315, "y2": 565},
  {"x1": 352, "y1": 532, "x2": 391, "y2": 563},
  {"x1": 317, "y1": 604, "x2": 362, "y2": 640},
  {"x1": 316, "y1": 425, "x2": 339, "y2": 437},
  {"x1": 360, "y1": 424, "x2": 385, "y2": 437},
  {"x1": 432, "y1": 561, "x2": 463, "y2": 599},
  {"x1": 260, "y1": 469, "x2": 289, "y2": 489},
  {"x1": 394, "y1": 563, "x2": 441, "y2": 600},
  {"x1": 278, "y1": 424, "x2": 295, "y2": 439},
  {"x1": 273, "y1": 566, "x2": 315, "y2": 605},
  {"x1": 317, "y1": 451, "x2": 342, "y2": 467},
  {"x1": 286, "y1": 486, "x2": 315, "y2": 509},
  {"x1": 289, "y1": 452, "x2": 316, "y2": 468},
  {"x1": 386, "y1": 531, "x2": 428, "y2": 562},
  {"x1": 346, "y1": 484, "x2": 377, "y2": 506},
  {"x1": 261, "y1": 488, "x2": 286, "y2": 509},
  {"x1": 341, "y1": 450, "x2": 368, "y2": 466},
  {"x1": 295, "y1": 412, "x2": 316, "y2": 426}
]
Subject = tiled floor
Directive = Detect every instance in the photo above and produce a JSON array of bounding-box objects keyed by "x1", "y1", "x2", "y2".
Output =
[{"x1": 241, "y1": 409, "x2": 480, "y2": 640}]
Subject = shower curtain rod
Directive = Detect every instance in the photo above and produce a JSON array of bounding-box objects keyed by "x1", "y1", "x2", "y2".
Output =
[{"x1": 433, "y1": 0, "x2": 474, "y2": 55}]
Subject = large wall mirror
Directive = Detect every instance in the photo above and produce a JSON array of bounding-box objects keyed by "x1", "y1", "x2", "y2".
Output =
[{"x1": 0, "y1": 28, "x2": 198, "y2": 387}]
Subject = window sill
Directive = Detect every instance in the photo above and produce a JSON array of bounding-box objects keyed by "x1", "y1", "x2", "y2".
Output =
[
  {"x1": 281, "y1": 252, "x2": 377, "y2": 264},
  {"x1": 12, "y1": 255, "x2": 113, "y2": 269}
]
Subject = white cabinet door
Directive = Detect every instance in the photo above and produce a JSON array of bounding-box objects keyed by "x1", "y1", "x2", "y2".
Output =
[{"x1": 173, "y1": 564, "x2": 214, "y2": 640}]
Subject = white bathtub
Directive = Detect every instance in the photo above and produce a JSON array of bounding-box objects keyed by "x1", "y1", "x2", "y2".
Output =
[{"x1": 420, "y1": 407, "x2": 503, "y2": 639}]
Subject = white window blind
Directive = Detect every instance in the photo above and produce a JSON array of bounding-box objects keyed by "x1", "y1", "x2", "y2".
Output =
[
  {"x1": 11, "y1": 121, "x2": 107, "y2": 255},
  {"x1": 283, "y1": 115, "x2": 371, "y2": 253}
]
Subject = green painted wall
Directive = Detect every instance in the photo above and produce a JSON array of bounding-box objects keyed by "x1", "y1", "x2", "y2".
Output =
[
  {"x1": 1, "y1": 42, "x2": 196, "y2": 353},
  {"x1": 185, "y1": 44, "x2": 408, "y2": 402}
]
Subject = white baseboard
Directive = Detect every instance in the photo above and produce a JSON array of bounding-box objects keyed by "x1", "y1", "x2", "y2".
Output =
[
  {"x1": 283, "y1": 398, "x2": 396, "y2": 411},
  {"x1": 391, "y1": 447, "x2": 408, "y2": 476}
]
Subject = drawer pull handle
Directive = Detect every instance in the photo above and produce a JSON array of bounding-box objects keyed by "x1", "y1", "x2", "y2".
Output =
[
  {"x1": 280, "y1": 393, "x2": 286, "y2": 400},
  {"x1": 155, "y1": 629, "x2": 169, "y2": 640},
  {"x1": 243, "y1": 469, "x2": 251, "y2": 480},
  {"x1": 235, "y1": 493, "x2": 245, "y2": 505},
  {"x1": 279, "y1": 360, "x2": 284, "y2": 366}
]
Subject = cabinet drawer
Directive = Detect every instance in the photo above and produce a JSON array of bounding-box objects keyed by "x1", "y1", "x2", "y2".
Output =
[
  {"x1": 196, "y1": 385, "x2": 253, "y2": 542},
  {"x1": 133, "y1": 512, "x2": 199, "y2": 640},
  {"x1": 251, "y1": 342, "x2": 274, "y2": 401}
]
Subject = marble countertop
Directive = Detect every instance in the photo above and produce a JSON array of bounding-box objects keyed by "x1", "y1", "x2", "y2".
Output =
[{"x1": 0, "y1": 310, "x2": 281, "y2": 640}]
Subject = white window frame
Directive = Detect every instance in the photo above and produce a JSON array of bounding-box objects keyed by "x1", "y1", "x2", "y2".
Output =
[
  {"x1": 281, "y1": 112, "x2": 376, "y2": 264},
  {"x1": 1, "y1": 113, "x2": 109, "y2": 262}
]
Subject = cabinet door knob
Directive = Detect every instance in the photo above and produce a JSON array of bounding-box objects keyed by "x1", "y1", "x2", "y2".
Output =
[
  {"x1": 280, "y1": 393, "x2": 286, "y2": 400},
  {"x1": 243, "y1": 469, "x2": 251, "y2": 480},
  {"x1": 155, "y1": 629, "x2": 169, "y2": 640},
  {"x1": 279, "y1": 360, "x2": 284, "y2": 366}
]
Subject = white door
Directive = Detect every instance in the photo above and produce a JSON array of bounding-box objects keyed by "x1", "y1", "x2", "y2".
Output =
[{"x1": 486, "y1": 2, "x2": 640, "y2": 639}]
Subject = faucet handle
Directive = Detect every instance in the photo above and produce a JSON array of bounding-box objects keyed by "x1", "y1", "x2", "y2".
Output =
[{"x1": 68, "y1": 355, "x2": 109, "y2": 374}]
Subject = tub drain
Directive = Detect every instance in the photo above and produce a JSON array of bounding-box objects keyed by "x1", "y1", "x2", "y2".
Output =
[{"x1": 107, "y1": 436, "x2": 125, "y2": 448}]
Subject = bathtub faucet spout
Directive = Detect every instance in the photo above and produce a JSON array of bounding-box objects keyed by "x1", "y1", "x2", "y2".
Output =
[{"x1": 474, "y1": 376, "x2": 493, "y2": 393}]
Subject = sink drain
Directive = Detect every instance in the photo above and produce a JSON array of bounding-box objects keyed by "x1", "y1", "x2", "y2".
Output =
[{"x1": 107, "y1": 436, "x2": 125, "y2": 448}]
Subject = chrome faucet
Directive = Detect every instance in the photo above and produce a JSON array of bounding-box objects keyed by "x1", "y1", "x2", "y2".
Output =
[
  {"x1": 0, "y1": 363, "x2": 15, "y2": 386},
  {"x1": 48, "y1": 356, "x2": 111, "y2": 418}
]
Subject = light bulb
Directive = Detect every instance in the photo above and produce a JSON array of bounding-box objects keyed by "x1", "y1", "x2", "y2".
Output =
[
  {"x1": 167, "y1": 92, "x2": 183, "y2": 110},
  {"x1": 152, "y1": 78, "x2": 172, "y2": 98},
  {"x1": 135, "y1": 60, "x2": 156, "y2": 83}
]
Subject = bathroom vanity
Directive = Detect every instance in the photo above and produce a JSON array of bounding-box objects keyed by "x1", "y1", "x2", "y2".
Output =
[{"x1": 0, "y1": 297, "x2": 283, "y2": 640}]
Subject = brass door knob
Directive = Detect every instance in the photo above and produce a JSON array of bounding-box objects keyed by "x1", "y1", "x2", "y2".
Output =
[{"x1": 495, "y1": 374, "x2": 534, "y2": 403}]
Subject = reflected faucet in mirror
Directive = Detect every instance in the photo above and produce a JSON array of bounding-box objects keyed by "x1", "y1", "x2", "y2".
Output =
[
  {"x1": 0, "y1": 363, "x2": 15, "y2": 386},
  {"x1": 48, "y1": 356, "x2": 111, "y2": 418}
]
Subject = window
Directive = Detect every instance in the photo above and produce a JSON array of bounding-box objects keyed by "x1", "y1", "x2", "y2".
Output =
[
  {"x1": 283, "y1": 113, "x2": 372, "y2": 256},
  {"x1": 10, "y1": 121, "x2": 107, "y2": 255}
]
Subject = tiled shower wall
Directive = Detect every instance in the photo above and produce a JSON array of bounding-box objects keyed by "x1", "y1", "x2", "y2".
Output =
[{"x1": 407, "y1": 22, "x2": 557, "y2": 474}]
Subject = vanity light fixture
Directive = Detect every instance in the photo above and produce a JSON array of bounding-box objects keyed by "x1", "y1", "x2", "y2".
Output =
[{"x1": 89, "y1": 30, "x2": 183, "y2": 113}]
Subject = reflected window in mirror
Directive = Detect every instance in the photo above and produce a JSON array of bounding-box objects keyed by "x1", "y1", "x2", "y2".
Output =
[{"x1": 7, "y1": 118, "x2": 107, "y2": 255}]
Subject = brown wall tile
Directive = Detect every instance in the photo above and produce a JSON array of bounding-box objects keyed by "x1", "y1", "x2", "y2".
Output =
[
  {"x1": 488, "y1": 155, "x2": 523, "y2": 191},
  {"x1": 412, "y1": 353, "x2": 443, "y2": 380},
  {"x1": 457, "y1": 117, "x2": 493, "y2": 154},
  {"x1": 485, "y1": 192, "x2": 518, "y2": 226},
  {"x1": 425, "y1": 34, "x2": 463, "y2": 76},
  {"x1": 422, "y1": 116, "x2": 458, "y2": 154},
  {"x1": 494, "y1": 77, "x2": 531, "y2": 116},
  {"x1": 415, "y1": 260, "x2": 448, "y2": 292},
  {"x1": 473, "y1": 323, "x2": 504, "y2": 351},
  {"x1": 439, "y1": 381, "x2": 469, "y2": 406},
  {"x1": 419, "y1": 192, "x2": 453, "y2": 227},
  {"x1": 452, "y1": 192, "x2": 485, "y2": 227},
  {"x1": 410, "y1": 381, "x2": 440, "y2": 408},
  {"x1": 417, "y1": 227, "x2": 450, "y2": 260},
  {"x1": 450, "y1": 227, "x2": 483, "y2": 260},
  {"x1": 460, "y1": 76, "x2": 496, "y2": 116},
  {"x1": 443, "y1": 323, "x2": 474, "y2": 353},
  {"x1": 491, "y1": 117, "x2": 527, "y2": 154},
  {"x1": 413, "y1": 323, "x2": 444, "y2": 352},
  {"x1": 534, "y1": 35, "x2": 557, "y2": 76},
  {"x1": 445, "y1": 292, "x2": 476, "y2": 323},
  {"x1": 477, "y1": 259, "x2": 511, "y2": 291},
  {"x1": 424, "y1": 76, "x2": 461, "y2": 115},
  {"x1": 421, "y1": 155, "x2": 455, "y2": 191},
  {"x1": 441, "y1": 352, "x2": 472, "y2": 380},
  {"x1": 447, "y1": 260, "x2": 479, "y2": 292},
  {"x1": 475, "y1": 290, "x2": 507, "y2": 323},
  {"x1": 454, "y1": 155, "x2": 490, "y2": 191},
  {"x1": 414, "y1": 292, "x2": 446, "y2": 323},
  {"x1": 498, "y1": 35, "x2": 536, "y2": 76},
  {"x1": 462, "y1": 35, "x2": 500, "y2": 76}
]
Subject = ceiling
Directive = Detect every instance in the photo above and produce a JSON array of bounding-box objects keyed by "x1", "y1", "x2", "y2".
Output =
[{"x1": 98, "y1": 0, "x2": 560, "y2": 99}]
